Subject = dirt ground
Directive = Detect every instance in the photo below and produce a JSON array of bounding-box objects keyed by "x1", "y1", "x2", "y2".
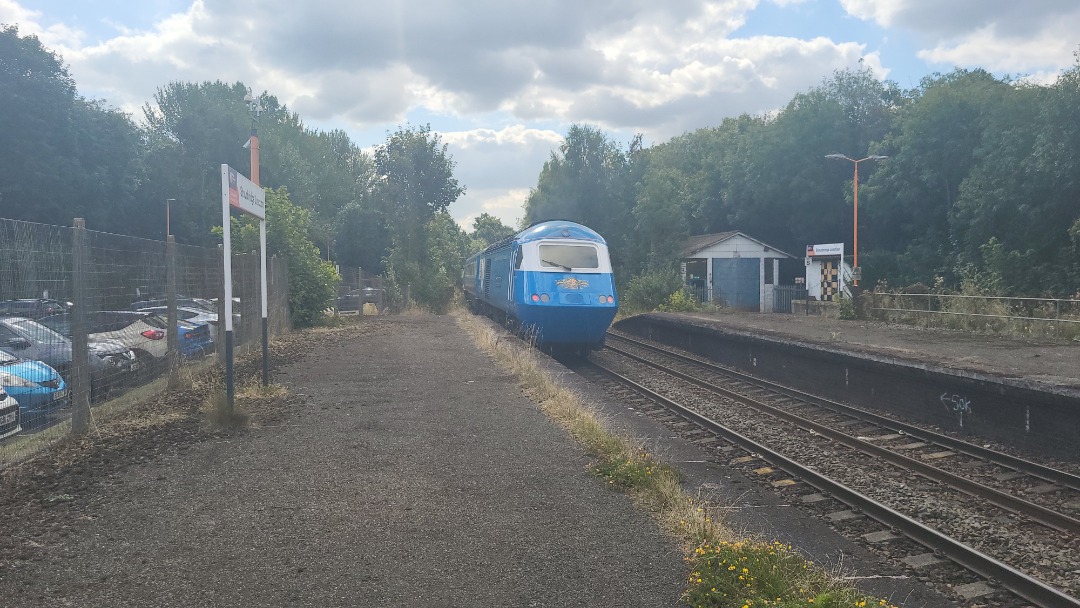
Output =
[{"x1": 658, "y1": 310, "x2": 1080, "y2": 393}]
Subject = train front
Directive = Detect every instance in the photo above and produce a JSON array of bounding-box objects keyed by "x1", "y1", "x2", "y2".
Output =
[{"x1": 511, "y1": 222, "x2": 618, "y2": 350}]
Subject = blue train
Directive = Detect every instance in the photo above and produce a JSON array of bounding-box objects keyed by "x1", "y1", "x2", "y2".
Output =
[{"x1": 463, "y1": 220, "x2": 618, "y2": 352}]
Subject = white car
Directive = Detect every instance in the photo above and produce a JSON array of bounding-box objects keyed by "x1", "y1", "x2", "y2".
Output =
[{"x1": 0, "y1": 386, "x2": 19, "y2": 439}]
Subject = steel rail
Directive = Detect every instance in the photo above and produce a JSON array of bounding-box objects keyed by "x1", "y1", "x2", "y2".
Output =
[
  {"x1": 584, "y1": 358, "x2": 1080, "y2": 608},
  {"x1": 607, "y1": 332, "x2": 1080, "y2": 492},
  {"x1": 605, "y1": 341, "x2": 1080, "y2": 535}
]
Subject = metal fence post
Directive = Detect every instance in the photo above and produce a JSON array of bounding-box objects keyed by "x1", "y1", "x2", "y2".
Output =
[
  {"x1": 70, "y1": 218, "x2": 90, "y2": 435},
  {"x1": 166, "y1": 235, "x2": 180, "y2": 388}
]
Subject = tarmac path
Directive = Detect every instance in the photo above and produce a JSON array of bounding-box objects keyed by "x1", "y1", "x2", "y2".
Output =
[{"x1": 0, "y1": 315, "x2": 686, "y2": 607}]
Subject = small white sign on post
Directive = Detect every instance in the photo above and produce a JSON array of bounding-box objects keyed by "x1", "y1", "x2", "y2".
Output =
[{"x1": 224, "y1": 165, "x2": 265, "y2": 219}]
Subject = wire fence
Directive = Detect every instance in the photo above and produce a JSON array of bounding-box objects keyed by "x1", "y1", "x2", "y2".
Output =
[
  {"x1": 334, "y1": 266, "x2": 387, "y2": 314},
  {"x1": 864, "y1": 292, "x2": 1080, "y2": 339},
  {"x1": 0, "y1": 217, "x2": 289, "y2": 468}
]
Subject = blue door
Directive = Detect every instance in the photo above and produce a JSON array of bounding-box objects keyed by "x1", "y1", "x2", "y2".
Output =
[{"x1": 712, "y1": 258, "x2": 760, "y2": 311}]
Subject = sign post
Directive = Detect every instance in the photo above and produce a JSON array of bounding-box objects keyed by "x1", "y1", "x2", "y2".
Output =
[{"x1": 220, "y1": 164, "x2": 266, "y2": 412}]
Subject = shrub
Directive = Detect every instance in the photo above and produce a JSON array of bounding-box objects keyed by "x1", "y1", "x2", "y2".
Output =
[{"x1": 621, "y1": 268, "x2": 686, "y2": 313}]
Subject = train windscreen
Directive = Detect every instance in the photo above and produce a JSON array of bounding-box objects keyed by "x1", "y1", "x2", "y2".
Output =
[{"x1": 538, "y1": 244, "x2": 599, "y2": 270}]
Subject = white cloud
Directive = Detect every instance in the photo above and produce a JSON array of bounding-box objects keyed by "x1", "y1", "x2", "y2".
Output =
[{"x1": 841, "y1": 0, "x2": 1080, "y2": 77}]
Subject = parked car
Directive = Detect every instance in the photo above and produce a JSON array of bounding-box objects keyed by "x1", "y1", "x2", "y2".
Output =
[
  {"x1": 131, "y1": 297, "x2": 215, "y2": 314},
  {"x1": 175, "y1": 319, "x2": 213, "y2": 358},
  {"x1": 0, "y1": 298, "x2": 71, "y2": 319},
  {"x1": 337, "y1": 287, "x2": 382, "y2": 311},
  {"x1": 134, "y1": 305, "x2": 220, "y2": 342},
  {"x1": 0, "y1": 315, "x2": 139, "y2": 402},
  {"x1": 0, "y1": 384, "x2": 20, "y2": 440},
  {"x1": 37, "y1": 311, "x2": 167, "y2": 380},
  {"x1": 0, "y1": 348, "x2": 68, "y2": 427}
]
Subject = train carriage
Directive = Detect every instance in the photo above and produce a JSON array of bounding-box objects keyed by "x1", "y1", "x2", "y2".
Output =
[{"x1": 464, "y1": 220, "x2": 618, "y2": 351}]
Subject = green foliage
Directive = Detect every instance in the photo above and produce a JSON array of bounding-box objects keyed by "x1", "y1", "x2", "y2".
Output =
[
  {"x1": 524, "y1": 124, "x2": 638, "y2": 273},
  {"x1": 0, "y1": 25, "x2": 144, "y2": 230},
  {"x1": 470, "y1": 213, "x2": 515, "y2": 247},
  {"x1": 657, "y1": 289, "x2": 701, "y2": 313},
  {"x1": 233, "y1": 187, "x2": 339, "y2": 327},
  {"x1": 682, "y1": 540, "x2": 893, "y2": 608},
  {"x1": 386, "y1": 211, "x2": 472, "y2": 314},
  {"x1": 620, "y1": 268, "x2": 687, "y2": 313}
]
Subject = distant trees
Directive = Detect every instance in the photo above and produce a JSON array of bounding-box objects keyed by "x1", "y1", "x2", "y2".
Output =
[
  {"x1": 373, "y1": 125, "x2": 466, "y2": 312},
  {"x1": 0, "y1": 25, "x2": 143, "y2": 229},
  {"x1": 470, "y1": 213, "x2": 515, "y2": 247},
  {"x1": 4, "y1": 22, "x2": 1080, "y2": 311}
]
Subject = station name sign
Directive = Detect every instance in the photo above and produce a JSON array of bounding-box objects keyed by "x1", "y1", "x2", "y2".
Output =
[
  {"x1": 221, "y1": 164, "x2": 265, "y2": 219},
  {"x1": 806, "y1": 243, "x2": 844, "y2": 257}
]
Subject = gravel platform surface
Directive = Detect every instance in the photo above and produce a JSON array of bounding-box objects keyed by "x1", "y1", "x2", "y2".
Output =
[
  {"x1": 654, "y1": 310, "x2": 1080, "y2": 391},
  {"x1": 0, "y1": 315, "x2": 686, "y2": 607}
]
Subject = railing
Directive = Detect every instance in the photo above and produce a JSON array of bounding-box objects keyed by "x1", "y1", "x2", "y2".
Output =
[{"x1": 864, "y1": 292, "x2": 1080, "y2": 339}]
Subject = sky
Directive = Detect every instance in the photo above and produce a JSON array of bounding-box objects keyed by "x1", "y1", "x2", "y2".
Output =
[{"x1": 3, "y1": 0, "x2": 1079, "y2": 231}]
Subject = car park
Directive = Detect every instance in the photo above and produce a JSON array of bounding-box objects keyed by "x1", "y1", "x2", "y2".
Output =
[
  {"x1": 131, "y1": 297, "x2": 215, "y2": 314},
  {"x1": 0, "y1": 315, "x2": 139, "y2": 402},
  {"x1": 0, "y1": 349, "x2": 68, "y2": 427},
  {"x1": 37, "y1": 311, "x2": 169, "y2": 380},
  {"x1": 134, "y1": 305, "x2": 220, "y2": 342},
  {"x1": 0, "y1": 298, "x2": 71, "y2": 319},
  {"x1": 0, "y1": 385, "x2": 20, "y2": 439}
]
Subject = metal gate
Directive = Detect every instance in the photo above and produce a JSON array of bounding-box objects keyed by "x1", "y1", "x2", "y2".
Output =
[{"x1": 773, "y1": 285, "x2": 807, "y2": 314}]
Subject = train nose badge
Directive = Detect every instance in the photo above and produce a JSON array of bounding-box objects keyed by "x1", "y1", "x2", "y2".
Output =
[{"x1": 555, "y1": 277, "x2": 589, "y2": 289}]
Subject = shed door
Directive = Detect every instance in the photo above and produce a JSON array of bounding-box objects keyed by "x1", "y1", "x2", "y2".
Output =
[{"x1": 712, "y1": 258, "x2": 760, "y2": 311}]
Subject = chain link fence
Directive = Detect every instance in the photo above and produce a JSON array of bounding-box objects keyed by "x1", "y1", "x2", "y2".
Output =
[{"x1": 0, "y1": 217, "x2": 289, "y2": 467}]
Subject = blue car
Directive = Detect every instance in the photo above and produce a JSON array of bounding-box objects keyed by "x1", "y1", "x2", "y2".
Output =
[
  {"x1": 0, "y1": 349, "x2": 68, "y2": 427},
  {"x1": 177, "y1": 319, "x2": 214, "y2": 358}
]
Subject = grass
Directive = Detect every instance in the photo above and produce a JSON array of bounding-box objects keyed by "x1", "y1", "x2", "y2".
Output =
[{"x1": 454, "y1": 308, "x2": 897, "y2": 608}]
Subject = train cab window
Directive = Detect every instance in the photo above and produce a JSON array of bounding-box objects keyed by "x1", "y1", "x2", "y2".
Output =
[
  {"x1": 515, "y1": 245, "x2": 523, "y2": 269},
  {"x1": 538, "y1": 244, "x2": 598, "y2": 270}
]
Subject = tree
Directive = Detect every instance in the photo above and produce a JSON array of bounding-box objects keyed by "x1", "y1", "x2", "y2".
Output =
[
  {"x1": 860, "y1": 69, "x2": 1012, "y2": 286},
  {"x1": 524, "y1": 124, "x2": 636, "y2": 272},
  {"x1": 470, "y1": 213, "x2": 515, "y2": 247},
  {"x1": 232, "y1": 187, "x2": 338, "y2": 327},
  {"x1": 0, "y1": 25, "x2": 143, "y2": 229},
  {"x1": 374, "y1": 124, "x2": 464, "y2": 264}
]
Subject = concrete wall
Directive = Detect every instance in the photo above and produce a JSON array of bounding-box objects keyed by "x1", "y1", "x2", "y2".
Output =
[{"x1": 615, "y1": 314, "x2": 1080, "y2": 461}]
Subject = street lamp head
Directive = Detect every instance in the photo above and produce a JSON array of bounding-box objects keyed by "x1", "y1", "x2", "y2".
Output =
[
  {"x1": 244, "y1": 87, "x2": 263, "y2": 118},
  {"x1": 867, "y1": 155, "x2": 889, "y2": 161},
  {"x1": 825, "y1": 154, "x2": 851, "y2": 161}
]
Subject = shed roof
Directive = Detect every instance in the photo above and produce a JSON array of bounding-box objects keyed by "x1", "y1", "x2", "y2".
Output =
[{"x1": 679, "y1": 231, "x2": 796, "y2": 259}]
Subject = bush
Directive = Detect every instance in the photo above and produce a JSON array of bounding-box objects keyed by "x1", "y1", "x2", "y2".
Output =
[
  {"x1": 620, "y1": 268, "x2": 686, "y2": 313},
  {"x1": 658, "y1": 289, "x2": 701, "y2": 312}
]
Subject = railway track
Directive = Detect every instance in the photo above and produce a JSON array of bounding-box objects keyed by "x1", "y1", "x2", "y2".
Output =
[{"x1": 570, "y1": 331, "x2": 1080, "y2": 608}]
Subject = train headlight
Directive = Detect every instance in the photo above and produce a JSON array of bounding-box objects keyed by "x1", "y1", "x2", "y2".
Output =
[
  {"x1": 540, "y1": 293, "x2": 550, "y2": 302},
  {"x1": 607, "y1": 296, "x2": 614, "y2": 303},
  {"x1": 531, "y1": 294, "x2": 540, "y2": 302}
]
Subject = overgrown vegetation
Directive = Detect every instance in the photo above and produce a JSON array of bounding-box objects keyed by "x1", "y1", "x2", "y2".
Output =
[
  {"x1": 456, "y1": 310, "x2": 895, "y2": 607},
  {"x1": 865, "y1": 271, "x2": 1080, "y2": 339},
  {"x1": 620, "y1": 268, "x2": 688, "y2": 314}
]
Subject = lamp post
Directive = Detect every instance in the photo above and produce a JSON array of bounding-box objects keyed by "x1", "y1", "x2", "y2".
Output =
[
  {"x1": 166, "y1": 198, "x2": 177, "y2": 237},
  {"x1": 243, "y1": 87, "x2": 270, "y2": 388},
  {"x1": 825, "y1": 153, "x2": 888, "y2": 286}
]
